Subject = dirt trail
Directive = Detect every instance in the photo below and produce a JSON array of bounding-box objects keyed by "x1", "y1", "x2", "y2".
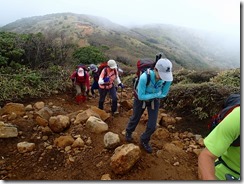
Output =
[{"x1": 0, "y1": 91, "x2": 201, "y2": 180}]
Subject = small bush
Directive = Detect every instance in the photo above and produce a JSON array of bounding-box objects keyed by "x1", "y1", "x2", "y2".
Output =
[
  {"x1": 161, "y1": 82, "x2": 240, "y2": 120},
  {"x1": 210, "y1": 68, "x2": 240, "y2": 87},
  {"x1": 0, "y1": 65, "x2": 70, "y2": 106}
]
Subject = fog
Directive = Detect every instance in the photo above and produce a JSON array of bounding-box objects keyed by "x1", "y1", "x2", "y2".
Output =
[{"x1": 0, "y1": 0, "x2": 240, "y2": 38}]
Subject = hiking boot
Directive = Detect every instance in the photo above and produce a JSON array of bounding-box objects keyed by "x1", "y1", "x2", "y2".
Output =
[
  {"x1": 140, "y1": 141, "x2": 152, "y2": 153},
  {"x1": 125, "y1": 132, "x2": 133, "y2": 142},
  {"x1": 112, "y1": 111, "x2": 119, "y2": 117},
  {"x1": 75, "y1": 95, "x2": 83, "y2": 104}
]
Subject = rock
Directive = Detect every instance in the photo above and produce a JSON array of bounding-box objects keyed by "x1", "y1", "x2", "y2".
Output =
[
  {"x1": 72, "y1": 137, "x2": 85, "y2": 148},
  {"x1": 34, "y1": 101, "x2": 45, "y2": 110},
  {"x1": 86, "y1": 116, "x2": 108, "y2": 133},
  {"x1": 49, "y1": 115, "x2": 70, "y2": 133},
  {"x1": 36, "y1": 107, "x2": 53, "y2": 121},
  {"x1": 90, "y1": 106, "x2": 110, "y2": 121},
  {"x1": 104, "y1": 132, "x2": 120, "y2": 149},
  {"x1": 101, "y1": 174, "x2": 111, "y2": 180},
  {"x1": 0, "y1": 123, "x2": 18, "y2": 138},
  {"x1": 0, "y1": 103, "x2": 25, "y2": 116},
  {"x1": 54, "y1": 135, "x2": 74, "y2": 148},
  {"x1": 110, "y1": 143, "x2": 141, "y2": 174},
  {"x1": 17, "y1": 142, "x2": 35, "y2": 153}
]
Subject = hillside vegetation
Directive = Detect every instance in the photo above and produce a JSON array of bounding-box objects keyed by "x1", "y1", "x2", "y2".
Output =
[
  {"x1": 0, "y1": 64, "x2": 240, "y2": 125},
  {"x1": 0, "y1": 13, "x2": 240, "y2": 70}
]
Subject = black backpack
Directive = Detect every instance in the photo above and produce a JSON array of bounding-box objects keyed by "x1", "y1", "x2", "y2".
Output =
[{"x1": 208, "y1": 94, "x2": 240, "y2": 146}]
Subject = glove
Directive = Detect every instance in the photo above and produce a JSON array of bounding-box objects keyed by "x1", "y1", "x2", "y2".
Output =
[
  {"x1": 118, "y1": 83, "x2": 124, "y2": 88},
  {"x1": 103, "y1": 77, "x2": 110, "y2": 83}
]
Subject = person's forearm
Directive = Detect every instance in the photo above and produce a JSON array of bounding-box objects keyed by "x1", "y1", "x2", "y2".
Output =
[{"x1": 198, "y1": 148, "x2": 217, "y2": 180}]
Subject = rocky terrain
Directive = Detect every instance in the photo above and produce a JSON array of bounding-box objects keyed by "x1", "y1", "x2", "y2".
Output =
[{"x1": 0, "y1": 88, "x2": 205, "y2": 181}]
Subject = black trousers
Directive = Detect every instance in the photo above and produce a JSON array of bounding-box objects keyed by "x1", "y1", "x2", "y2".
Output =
[{"x1": 98, "y1": 85, "x2": 117, "y2": 113}]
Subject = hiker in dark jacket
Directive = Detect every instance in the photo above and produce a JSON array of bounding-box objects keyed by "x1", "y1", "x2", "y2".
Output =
[
  {"x1": 89, "y1": 64, "x2": 100, "y2": 97},
  {"x1": 125, "y1": 58, "x2": 173, "y2": 153}
]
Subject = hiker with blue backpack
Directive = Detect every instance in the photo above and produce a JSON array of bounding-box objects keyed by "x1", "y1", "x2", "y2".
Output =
[
  {"x1": 125, "y1": 56, "x2": 173, "y2": 153},
  {"x1": 98, "y1": 59, "x2": 124, "y2": 115},
  {"x1": 198, "y1": 94, "x2": 240, "y2": 180}
]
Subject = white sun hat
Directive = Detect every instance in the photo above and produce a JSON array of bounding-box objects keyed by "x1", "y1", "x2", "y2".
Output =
[
  {"x1": 77, "y1": 67, "x2": 84, "y2": 77},
  {"x1": 107, "y1": 59, "x2": 117, "y2": 69}
]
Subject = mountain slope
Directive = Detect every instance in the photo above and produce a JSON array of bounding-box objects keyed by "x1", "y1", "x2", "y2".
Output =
[{"x1": 0, "y1": 13, "x2": 240, "y2": 70}]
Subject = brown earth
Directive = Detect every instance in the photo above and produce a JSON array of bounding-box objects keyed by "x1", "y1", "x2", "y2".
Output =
[{"x1": 0, "y1": 89, "x2": 205, "y2": 181}]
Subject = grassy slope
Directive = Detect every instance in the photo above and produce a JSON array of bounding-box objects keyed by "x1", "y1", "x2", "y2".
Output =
[{"x1": 0, "y1": 13, "x2": 240, "y2": 70}]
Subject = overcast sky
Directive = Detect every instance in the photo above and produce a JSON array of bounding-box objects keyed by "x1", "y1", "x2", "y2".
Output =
[{"x1": 0, "y1": 0, "x2": 241, "y2": 37}]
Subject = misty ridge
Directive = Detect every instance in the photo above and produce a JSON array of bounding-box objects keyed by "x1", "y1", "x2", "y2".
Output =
[{"x1": 0, "y1": 12, "x2": 240, "y2": 70}]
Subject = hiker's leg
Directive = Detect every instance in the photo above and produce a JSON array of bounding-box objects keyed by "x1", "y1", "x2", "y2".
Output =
[
  {"x1": 126, "y1": 98, "x2": 145, "y2": 133},
  {"x1": 75, "y1": 84, "x2": 81, "y2": 96},
  {"x1": 109, "y1": 86, "x2": 117, "y2": 113},
  {"x1": 80, "y1": 83, "x2": 86, "y2": 96},
  {"x1": 93, "y1": 81, "x2": 99, "y2": 96},
  {"x1": 75, "y1": 84, "x2": 83, "y2": 103},
  {"x1": 91, "y1": 82, "x2": 96, "y2": 95},
  {"x1": 141, "y1": 99, "x2": 160, "y2": 143},
  {"x1": 98, "y1": 88, "x2": 107, "y2": 110}
]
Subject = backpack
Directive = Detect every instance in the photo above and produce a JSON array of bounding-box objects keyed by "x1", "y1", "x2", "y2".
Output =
[
  {"x1": 208, "y1": 94, "x2": 240, "y2": 146},
  {"x1": 133, "y1": 53, "x2": 163, "y2": 91},
  {"x1": 98, "y1": 61, "x2": 118, "y2": 78},
  {"x1": 133, "y1": 59, "x2": 156, "y2": 92},
  {"x1": 98, "y1": 62, "x2": 108, "y2": 76},
  {"x1": 133, "y1": 53, "x2": 163, "y2": 98}
]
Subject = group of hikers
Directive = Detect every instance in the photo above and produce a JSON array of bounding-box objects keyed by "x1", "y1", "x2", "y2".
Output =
[
  {"x1": 70, "y1": 55, "x2": 240, "y2": 181},
  {"x1": 70, "y1": 59, "x2": 124, "y2": 115}
]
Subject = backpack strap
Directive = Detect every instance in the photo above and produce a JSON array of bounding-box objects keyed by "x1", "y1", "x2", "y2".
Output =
[
  {"x1": 103, "y1": 67, "x2": 108, "y2": 77},
  {"x1": 215, "y1": 157, "x2": 240, "y2": 175},
  {"x1": 145, "y1": 68, "x2": 151, "y2": 86},
  {"x1": 104, "y1": 67, "x2": 118, "y2": 78},
  {"x1": 219, "y1": 104, "x2": 240, "y2": 121},
  {"x1": 231, "y1": 135, "x2": 240, "y2": 147}
]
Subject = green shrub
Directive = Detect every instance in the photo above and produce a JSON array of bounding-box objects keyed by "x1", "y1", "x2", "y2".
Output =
[
  {"x1": 161, "y1": 82, "x2": 240, "y2": 120},
  {"x1": 210, "y1": 68, "x2": 240, "y2": 87},
  {"x1": 0, "y1": 65, "x2": 71, "y2": 106}
]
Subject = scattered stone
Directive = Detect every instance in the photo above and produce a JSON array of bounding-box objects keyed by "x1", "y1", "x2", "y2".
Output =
[{"x1": 17, "y1": 141, "x2": 35, "y2": 153}]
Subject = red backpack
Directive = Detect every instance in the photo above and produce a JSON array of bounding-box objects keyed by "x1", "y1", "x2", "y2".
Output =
[
  {"x1": 133, "y1": 58, "x2": 156, "y2": 91},
  {"x1": 98, "y1": 61, "x2": 117, "y2": 78},
  {"x1": 98, "y1": 62, "x2": 108, "y2": 75}
]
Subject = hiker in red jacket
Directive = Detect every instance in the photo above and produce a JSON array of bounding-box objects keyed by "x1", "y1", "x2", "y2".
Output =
[{"x1": 70, "y1": 66, "x2": 90, "y2": 103}]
